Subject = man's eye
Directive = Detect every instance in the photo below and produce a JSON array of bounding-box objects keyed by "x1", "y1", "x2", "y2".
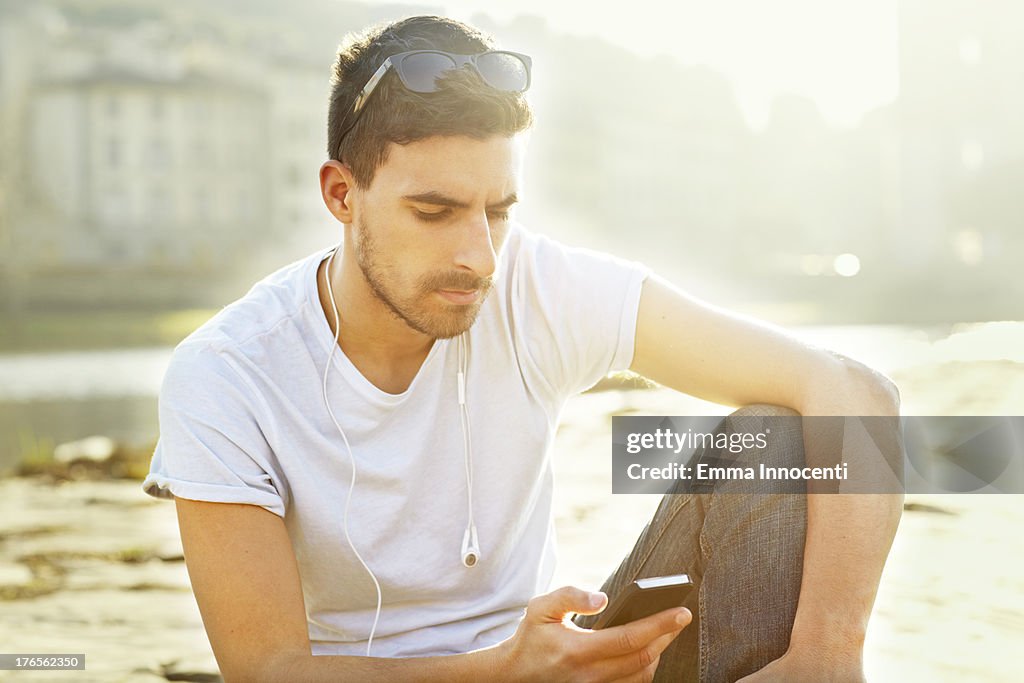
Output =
[
  {"x1": 415, "y1": 208, "x2": 450, "y2": 222},
  {"x1": 487, "y1": 211, "x2": 510, "y2": 223}
]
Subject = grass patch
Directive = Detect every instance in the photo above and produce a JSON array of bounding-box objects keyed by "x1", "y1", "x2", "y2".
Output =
[
  {"x1": 115, "y1": 547, "x2": 157, "y2": 564},
  {"x1": 16, "y1": 429, "x2": 56, "y2": 468}
]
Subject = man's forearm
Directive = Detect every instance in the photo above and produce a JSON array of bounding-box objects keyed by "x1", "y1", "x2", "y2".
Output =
[
  {"x1": 788, "y1": 356, "x2": 903, "y2": 663},
  {"x1": 788, "y1": 493, "x2": 902, "y2": 657},
  {"x1": 262, "y1": 642, "x2": 509, "y2": 683}
]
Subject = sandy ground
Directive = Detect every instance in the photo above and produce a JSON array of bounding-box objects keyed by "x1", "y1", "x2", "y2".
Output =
[{"x1": 2, "y1": 322, "x2": 1023, "y2": 681}]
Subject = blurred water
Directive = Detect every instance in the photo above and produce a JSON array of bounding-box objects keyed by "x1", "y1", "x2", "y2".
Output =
[
  {"x1": 0, "y1": 348, "x2": 172, "y2": 401},
  {"x1": 0, "y1": 396, "x2": 159, "y2": 474},
  {"x1": 0, "y1": 326, "x2": 936, "y2": 403},
  {"x1": 1, "y1": 322, "x2": 1021, "y2": 473},
  {"x1": 0, "y1": 348, "x2": 171, "y2": 473}
]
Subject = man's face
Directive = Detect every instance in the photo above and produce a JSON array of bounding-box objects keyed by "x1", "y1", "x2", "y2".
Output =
[{"x1": 348, "y1": 135, "x2": 522, "y2": 339}]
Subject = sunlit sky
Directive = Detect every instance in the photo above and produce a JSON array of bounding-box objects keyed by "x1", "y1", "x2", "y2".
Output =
[{"x1": 378, "y1": 0, "x2": 900, "y2": 129}]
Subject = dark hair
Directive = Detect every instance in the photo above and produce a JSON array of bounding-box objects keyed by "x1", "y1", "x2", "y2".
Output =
[{"x1": 327, "y1": 16, "x2": 533, "y2": 186}]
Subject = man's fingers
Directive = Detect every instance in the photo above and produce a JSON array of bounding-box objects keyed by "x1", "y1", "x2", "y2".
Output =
[
  {"x1": 617, "y1": 658, "x2": 661, "y2": 683},
  {"x1": 525, "y1": 585, "x2": 606, "y2": 623},
  {"x1": 590, "y1": 628, "x2": 681, "y2": 681},
  {"x1": 588, "y1": 607, "x2": 691, "y2": 657}
]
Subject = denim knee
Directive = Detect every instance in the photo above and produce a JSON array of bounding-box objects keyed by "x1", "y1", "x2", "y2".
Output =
[
  {"x1": 703, "y1": 405, "x2": 809, "y2": 561},
  {"x1": 728, "y1": 404, "x2": 805, "y2": 471},
  {"x1": 699, "y1": 404, "x2": 808, "y2": 498}
]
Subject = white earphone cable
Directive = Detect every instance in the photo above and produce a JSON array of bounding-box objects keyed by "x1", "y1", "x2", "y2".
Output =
[
  {"x1": 320, "y1": 244, "x2": 480, "y2": 655},
  {"x1": 321, "y1": 246, "x2": 383, "y2": 657},
  {"x1": 458, "y1": 334, "x2": 477, "y2": 561}
]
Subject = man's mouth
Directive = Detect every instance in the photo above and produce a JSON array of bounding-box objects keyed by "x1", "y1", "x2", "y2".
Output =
[{"x1": 436, "y1": 288, "x2": 481, "y2": 305}]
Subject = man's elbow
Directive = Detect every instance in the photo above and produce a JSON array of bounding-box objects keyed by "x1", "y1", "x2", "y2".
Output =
[
  {"x1": 820, "y1": 351, "x2": 901, "y2": 417},
  {"x1": 854, "y1": 359, "x2": 900, "y2": 415}
]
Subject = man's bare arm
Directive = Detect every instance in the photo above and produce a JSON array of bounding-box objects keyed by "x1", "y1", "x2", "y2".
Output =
[
  {"x1": 629, "y1": 274, "x2": 902, "y2": 679},
  {"x1": 175, "y1": 498, "x2": 688, "y2": 682},
  {"x1": 174, "y1": 499, "x2": 506, "y2": 682}
]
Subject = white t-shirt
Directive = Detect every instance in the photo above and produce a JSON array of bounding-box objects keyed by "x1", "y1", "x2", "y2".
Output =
[{"x1": 143, "y1": 223, "x2": 649, "y2": 658}]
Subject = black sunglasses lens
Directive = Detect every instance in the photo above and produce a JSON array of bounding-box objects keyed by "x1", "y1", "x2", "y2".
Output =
[
  {"x1": 476, "y1": 52, "x2": 529, "y2": 92},
  {"x1": 399, "y1": 52, "x2": 458, "y2": 92}
]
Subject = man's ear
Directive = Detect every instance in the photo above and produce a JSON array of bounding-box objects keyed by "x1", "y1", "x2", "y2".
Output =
[{"x1": 320, "y1": 160, "x2": 358, "y2": 223}]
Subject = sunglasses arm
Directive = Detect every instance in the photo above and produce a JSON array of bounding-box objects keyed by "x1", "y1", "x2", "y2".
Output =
[{"x1": 353, "y1": 59, "x2": 394, "y2": 115}]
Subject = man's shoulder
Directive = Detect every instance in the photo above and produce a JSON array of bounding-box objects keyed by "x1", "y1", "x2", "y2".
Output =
[
  {"x1": 502, "y1": 220, "x2": 551, "y2": 254},
  {"x1": 177, "y1": 247, "x2": 330, "y2": 357},
  {"x1": 498, "y1": 221, "x2": 564, "y2": 276},
  {"x1": 500, "y1": 221, "x2": 646, "y2": 282}
]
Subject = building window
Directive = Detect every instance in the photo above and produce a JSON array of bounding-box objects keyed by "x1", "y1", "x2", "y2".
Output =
[
  {"x1": 150, "y1": 139, "x2": 171, "y2": 170},
  {"x1": 192, "y1": 138, "x2": 211, "y2": 166},
  {"x1": 108, "y1": 138, "x2": 121, "y2": 167},
  {"x1": 101, "y1": 187, "x2": 128, "y2": 226},
  {"x1": 195, "y1": 189, "x2": 211, "y2": 222},
  {"x1": 149, "y1": 186, "x2": 172, "y2": 226}
]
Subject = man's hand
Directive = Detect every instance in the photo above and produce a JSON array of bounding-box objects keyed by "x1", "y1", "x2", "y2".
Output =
[{"x1": 499, "y1": 585, "x2": 691, "y2": 682}]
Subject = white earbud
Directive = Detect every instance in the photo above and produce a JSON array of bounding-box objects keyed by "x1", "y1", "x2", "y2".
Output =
[{"x1": 461, "y1": 524, "x2": 481, "y2": 567}]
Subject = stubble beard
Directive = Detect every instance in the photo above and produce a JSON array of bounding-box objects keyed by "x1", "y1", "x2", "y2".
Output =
[{"x1": 353, "y1": 217, "x2": 494, "y2": 340}]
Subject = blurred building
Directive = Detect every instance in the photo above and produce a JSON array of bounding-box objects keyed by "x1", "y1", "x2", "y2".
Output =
[
  {"x1": 28, "y1": 70, "x2": 269, "y2": 269},
  {"x1": 265, "y1": 56, "x2": 332, "y2": 247},
  {"x1": 0, "y1": 3, "x2": 334, "y2": 308},
  {"x1": 1, "y1": 0, "x2": 1020, "y2": 319}
]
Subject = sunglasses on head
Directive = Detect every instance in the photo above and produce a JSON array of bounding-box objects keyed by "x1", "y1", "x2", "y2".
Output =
[{"x1": 336, "y1": 49, "x2": 532, "y2": 156}]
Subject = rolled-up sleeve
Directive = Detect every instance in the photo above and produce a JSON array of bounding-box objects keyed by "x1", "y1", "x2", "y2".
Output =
[{"x1": 142, "y1": 341, "x2": 286, "y2": 517}]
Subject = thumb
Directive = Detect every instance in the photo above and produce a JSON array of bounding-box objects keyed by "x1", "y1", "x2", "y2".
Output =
[{"x1": 527, "y1": 586, "x2": 607, "y2": 623}]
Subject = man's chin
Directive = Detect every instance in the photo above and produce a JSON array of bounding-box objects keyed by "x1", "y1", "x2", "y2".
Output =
[
  {"x1": 415, "y1": 303, "x2": 485, "y2": 340},
  {"x1": 409, "y1": 288, "x2": 492, "y2": 338},
  {"x1": 432, "y1": 311, "x2": 482, "y2": 339}
]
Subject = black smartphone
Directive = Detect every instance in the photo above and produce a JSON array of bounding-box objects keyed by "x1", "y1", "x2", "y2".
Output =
[{"x1": 591, "y1": 573, "x2": 693, "y2": 630}]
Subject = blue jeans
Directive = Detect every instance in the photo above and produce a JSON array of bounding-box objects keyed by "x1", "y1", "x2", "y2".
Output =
[{"x1": 572, "y1": 405, "x2": 808, "y2": 682}]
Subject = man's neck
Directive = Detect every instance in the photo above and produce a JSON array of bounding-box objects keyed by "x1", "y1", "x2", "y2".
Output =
[{"x1": 317, "y1": 248, "x2": 435, "y2": 395}]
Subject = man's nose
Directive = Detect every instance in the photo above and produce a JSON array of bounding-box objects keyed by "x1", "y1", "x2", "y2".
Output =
[{"x1": 453, "y1": 214, "x2": 498, "y2": 280}]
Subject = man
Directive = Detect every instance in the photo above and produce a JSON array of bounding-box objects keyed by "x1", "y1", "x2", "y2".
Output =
[{"x1": 144, "y1": 15, "x2": 902, "y2": 682}]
